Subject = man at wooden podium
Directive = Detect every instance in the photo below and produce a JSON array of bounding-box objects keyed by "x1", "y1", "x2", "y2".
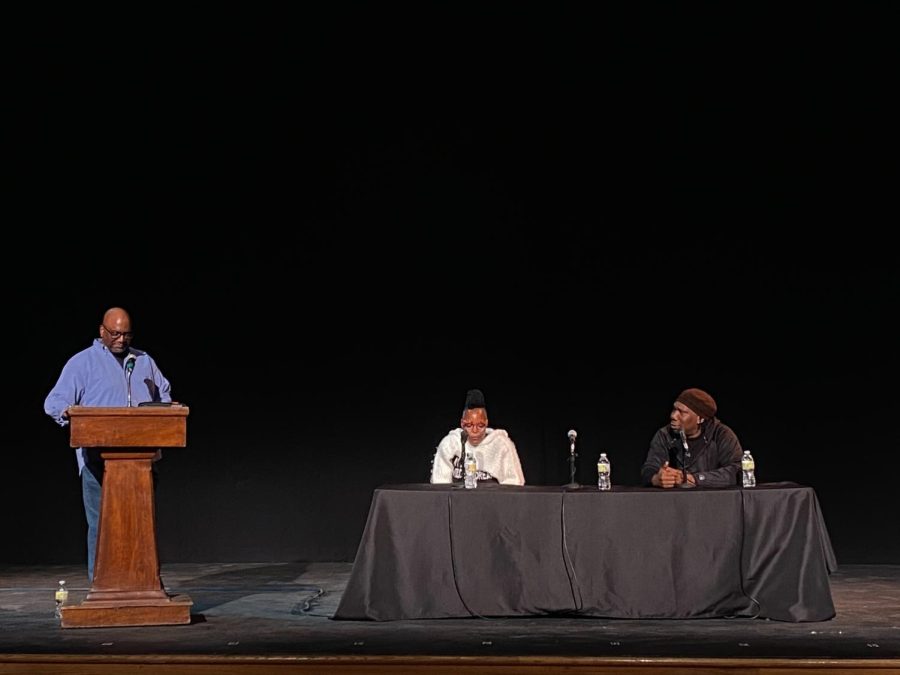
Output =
[{"x1": 44, "y1": 306, "x2": 172, "y2": 582}]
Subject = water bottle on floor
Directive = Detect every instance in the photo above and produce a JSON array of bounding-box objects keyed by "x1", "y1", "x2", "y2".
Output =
[
  {"x1": 54, "y1": 580, "x2": 68, "y2": 619},
  {"x1": 741, "y1": 450, "x2": 756, "y2": 488}
]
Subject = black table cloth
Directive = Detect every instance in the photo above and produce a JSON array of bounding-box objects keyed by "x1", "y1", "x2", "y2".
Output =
[{"x1": 334, "y1": 482, "x2": 836, "y2": 622}]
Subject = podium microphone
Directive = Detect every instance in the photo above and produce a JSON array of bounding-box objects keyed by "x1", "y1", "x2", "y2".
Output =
[
  {"x1": 124, "y1": 354, "x2": 136, "y2": 407},
  {"x1": 565, "y1": 429, "x2": 579, "y2": 489}
]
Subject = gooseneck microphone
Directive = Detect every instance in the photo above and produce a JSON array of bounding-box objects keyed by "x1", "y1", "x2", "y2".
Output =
[
  {"x1": 565, "y1": 429, "x2": 579, "y2": 489},
  {"x1": 458, "y1": 429, "x2": 468, "y2": 482},
  {"x1": 677, "y1": 428, "x2": 695, "y2": 489},
  {"x1": 124, "y1": 354, "x2": 136, "y2": 407}
]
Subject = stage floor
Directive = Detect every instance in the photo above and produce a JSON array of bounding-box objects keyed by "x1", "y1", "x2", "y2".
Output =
[{"x1": 1, "y1": 562, "x2": 899, "y2": 672}]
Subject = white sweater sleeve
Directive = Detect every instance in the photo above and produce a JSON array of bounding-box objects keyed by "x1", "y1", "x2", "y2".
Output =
[
  {"x1": 430, "y1": 431, "x2": 461, "y2": 484},
  {"x1": 497, "y1": 433, "x2": 526, "y2": 485},
  {"x1": 475, "y1": 429, "x2": 525, "y2": 486}
]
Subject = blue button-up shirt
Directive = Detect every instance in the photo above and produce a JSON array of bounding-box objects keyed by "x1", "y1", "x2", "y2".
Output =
[{"x1": 44, "y1": 338, "x2": 172, "y2": 472}]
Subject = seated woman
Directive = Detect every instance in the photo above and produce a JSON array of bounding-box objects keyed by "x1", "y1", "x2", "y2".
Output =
[{"x1": 430, "y1": 388, "x2": 525, "y2": 486}]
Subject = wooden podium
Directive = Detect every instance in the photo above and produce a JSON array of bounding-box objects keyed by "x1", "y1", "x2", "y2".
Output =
[{"x1": 61, "y1": 405, "x2": 193, "y2": 628}]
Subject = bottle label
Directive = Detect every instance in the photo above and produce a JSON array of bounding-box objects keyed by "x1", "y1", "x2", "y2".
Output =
[
  {"x1": 55, "y1": 590, "x2": 68, "y2": 602},
  {"x1": 742, "y1": 458, "x2": 755, "y2": 471},
  {"x1": 597, "y1": 463, "x2": 610, "y2": 474}
]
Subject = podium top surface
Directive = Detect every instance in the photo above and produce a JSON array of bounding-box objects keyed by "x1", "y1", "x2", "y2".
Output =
[
  {"x1": 68, "y1": 405, "x2": 190, "y2": 418},
  {"x1": 67, "y1": 405, "x2": 190, "y2": 448}
]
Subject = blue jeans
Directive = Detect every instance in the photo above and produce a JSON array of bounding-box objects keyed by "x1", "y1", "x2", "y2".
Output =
[{"x1": 81, "y1": 465, "x2": 102, "y2": 583}]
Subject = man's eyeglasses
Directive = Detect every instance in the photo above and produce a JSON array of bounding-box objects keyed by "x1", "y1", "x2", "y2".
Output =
[
  {"x1": 462, "y1": 422, "x2": 486, "y2": 431},
  {"x1": 102, "y1": 325, "x2": 134, "y2": 340}
]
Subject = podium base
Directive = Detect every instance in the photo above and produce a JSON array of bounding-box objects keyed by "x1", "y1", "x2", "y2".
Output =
[{"x1": 60, "y1": 594, "x2": 192, "y2": 628}]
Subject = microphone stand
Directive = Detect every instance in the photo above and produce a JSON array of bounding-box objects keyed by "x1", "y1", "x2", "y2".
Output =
[
  {"x1": 565, "y1": 436, "x2": 579, "y2": 489},
  {"x1": 678, "y1": 429, "x2": 695, "y2": 489},
  {"x1": 458, "y1": 430, "x2": 468, "y2": 485}
]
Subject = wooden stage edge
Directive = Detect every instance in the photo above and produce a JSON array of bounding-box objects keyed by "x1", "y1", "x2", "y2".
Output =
[{"x1": 2, "y1": 655, "x2": 900, "y2": 675}]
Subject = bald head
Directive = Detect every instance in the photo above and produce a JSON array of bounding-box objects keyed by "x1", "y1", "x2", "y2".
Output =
[
  {"x1": 99, "y1": 307, "x2": 133, "y2": 353},
  {"x1": 103, "y1": 307, "x2": 130, "y2": 326}
]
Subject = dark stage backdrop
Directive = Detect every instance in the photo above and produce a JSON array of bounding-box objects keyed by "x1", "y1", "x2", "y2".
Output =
[{"x1": 6, "y1": 5, "x2": 898, "y2": 565}]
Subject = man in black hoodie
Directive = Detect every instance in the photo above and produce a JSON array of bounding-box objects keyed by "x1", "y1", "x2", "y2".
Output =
[{"x1": 641, "y1": 388, "x2": 743, "y2": 488}]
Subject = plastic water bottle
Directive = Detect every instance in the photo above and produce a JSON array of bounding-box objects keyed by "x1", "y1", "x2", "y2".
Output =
[
  {"x1": 597, "y1": 453, "x2": 611, "y2": 491},
  {"x1": 54, "y1": 580, "x2": 68, "y2": 619},
  {"x1": 741, "y1": 450, "x2": 756, "y2": 488},
  {"x1": 464, "y1": 451, "x2": 478, "y2": 489}
]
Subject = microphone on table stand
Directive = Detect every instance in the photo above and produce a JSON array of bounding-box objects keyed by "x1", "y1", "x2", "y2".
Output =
[
  {"x1": 678, "y1": 428, "x2": 695, "y2": 489},
  {"x1": 565, "y1": 429, "x2": 579, "y2": 488},
  {"x1": 456, "y1": 429, "x2": 469, "y2": 486}
]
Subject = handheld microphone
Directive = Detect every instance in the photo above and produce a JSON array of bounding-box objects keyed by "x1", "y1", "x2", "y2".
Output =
[
  {"x1": 124, "y1": 354, "x2": 136, "y2": 407},
  {"x1": 567, "y1": 429, "x2": 577, "y2": 454}
]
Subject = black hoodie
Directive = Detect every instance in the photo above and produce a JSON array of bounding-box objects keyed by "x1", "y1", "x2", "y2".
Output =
[{"x1": 640, "y1": 418, "x2": 743, "y2": 488}]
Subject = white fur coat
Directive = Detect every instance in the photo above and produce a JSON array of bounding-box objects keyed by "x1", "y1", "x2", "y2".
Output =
[{"x1": 430, "y1": 427, "x2": 526, "y2": 485}]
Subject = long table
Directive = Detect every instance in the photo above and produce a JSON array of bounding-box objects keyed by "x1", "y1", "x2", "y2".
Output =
[{"x1": 333, "y1": 482, "x2": 837, "y2": 622}]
